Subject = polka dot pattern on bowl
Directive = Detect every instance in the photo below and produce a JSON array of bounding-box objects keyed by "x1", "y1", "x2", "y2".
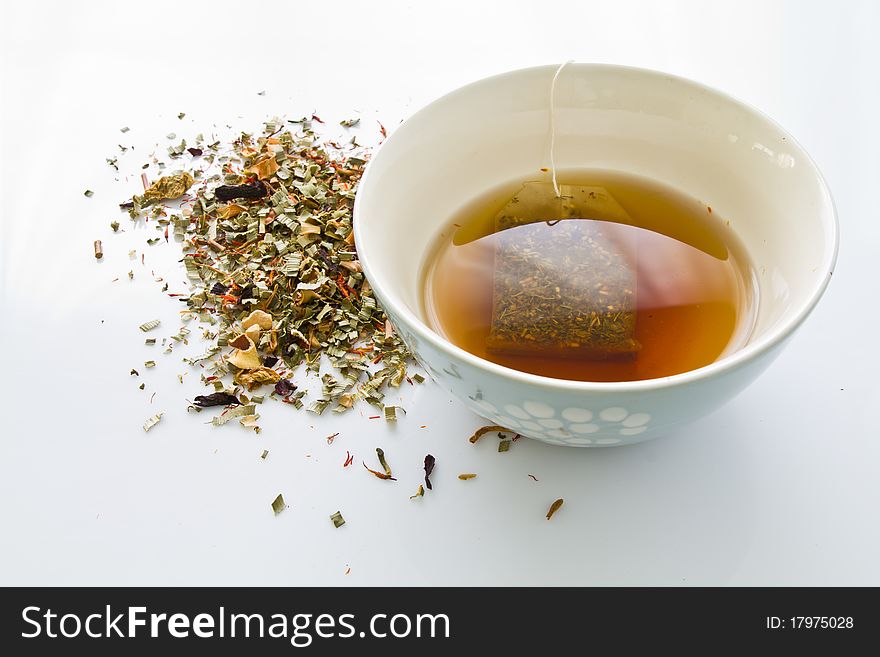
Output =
[{"x1": 468, "y1": 399, "x2": 653, "y2": 446}]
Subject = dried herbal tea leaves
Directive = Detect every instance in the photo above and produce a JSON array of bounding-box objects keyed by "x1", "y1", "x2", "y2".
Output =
[
  {"x1": 246, "y1": 156, "x2": 280, "y2": 180},
  {"x1": 458, "y1": 473, "x2": 477, "y2": 480},
  {"x1": 211, "y1": 404, "x2": 257, "y2": 426},
  {"x1": 135, "y1": 172, "x2": 194, "y2": 208},
  {"x1": 468, "y1": 425, "x2": 510, "y2": 444},
  {"x1": 142, "y1": 413, "x2": 163, "y2": 432},
  {"x1": 274, "y1": 378, "x2": 297, "y2": 397},
  {"x1": 213, "y1": 180, "x2": 267, "y2": 202},
  {"x1": 271, "y1": 494, "x2": 286, "y2": 514},
  {"x1": 546, "y1": 498, "x2": 564, "y2": 520},
  {"x1": 330, "y1": 511, "x2": 346, "y2": 528},
  {"x1": 364, "y1": 448, "x2": 396, "y2": 480},
  {"x1": 376, "y1": 448, "x2": 392, "y2": 477},
  {"x1": 192, "y1": 392, "x2": 241, "y2": 408},
  {"x1": 239, "y1": 414, "x2": 260, "y2": 430},
  {"x1": 363, "y1": 463, "x2": 395, "y2": 481},
  {"x1": 423, "y1": 454, "x2": 435, "y2": 490},
  {"x1": 233, "y1": 367, "x2": 280, "y2": 391},
  {"x1": 139, "y1": 319, "x2": 161, "y2": 332},
  {"x1": 121, "y1": 118, "x2": 413, "y2": 421},
  {"x1": 410, "y1": 485, "x2": 425, "y2": 499}
]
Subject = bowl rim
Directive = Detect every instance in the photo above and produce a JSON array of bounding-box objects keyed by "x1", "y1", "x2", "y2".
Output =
[{"x1": 353, "y1": 62, "x2": 839, "y2": 392}]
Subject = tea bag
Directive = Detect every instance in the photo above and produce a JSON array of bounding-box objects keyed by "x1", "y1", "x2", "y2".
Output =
[{"x1": 486, "y1": 182, "x2": 641, "y2": 360}]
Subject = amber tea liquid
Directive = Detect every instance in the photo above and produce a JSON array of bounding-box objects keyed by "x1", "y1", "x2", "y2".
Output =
[{"x1": 423, "y1": 171, "x2": 756, "y2": 382}]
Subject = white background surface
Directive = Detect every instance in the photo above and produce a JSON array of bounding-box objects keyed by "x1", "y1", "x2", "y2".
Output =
[{"x1": 1, "y1": 0, "x2": 878, "y2": 586}]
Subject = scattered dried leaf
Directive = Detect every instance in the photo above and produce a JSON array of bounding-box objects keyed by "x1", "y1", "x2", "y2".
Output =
[
  {"x1": 137, "y1": 172, "x2": 194, "y2": 207},
  {"x1": 242, "y1": 309, "x2": 273, "y2": 330},
  {"x1": 192, "y1": 392, "x2": 241, "y2": 408},
  {"x1": 271, "y1": 494, "x2": 286, "y2": 514},
  {"x1": 142, "y1": 413, "x2": 163, "y2": 432},
  {"x1": 424, "y1": 454, "x2": 435, "y2": 490},
  {"x1": 233, "y1": 366, "x2": 280, "y2": 390},
  {"x1": 376, "y1": 447, "x2": 392, "y2": 477},
  {"x1": 468, "y1": 425, "x2": 510, "y2": 444},
  {"x1": 139, "y1": 319, "x2": 161, "y2": 332},
  {"x1": 546, "y1": 498, "x2": 564, "y2": 520}
]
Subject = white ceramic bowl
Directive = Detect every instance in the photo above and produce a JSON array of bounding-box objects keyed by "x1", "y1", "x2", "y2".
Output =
[{"x1": 354, "y1": 64, "x2": 837, "y2": 447}]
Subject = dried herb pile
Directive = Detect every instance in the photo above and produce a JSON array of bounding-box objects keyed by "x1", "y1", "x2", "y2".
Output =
[
  {"x1": 120, "y1": 117, "x2": 414, "y2": 425},
  {"x1": 99, "y1": 115, "x2": 566, "y2": 524}
]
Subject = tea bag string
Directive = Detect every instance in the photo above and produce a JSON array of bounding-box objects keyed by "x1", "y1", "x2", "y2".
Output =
[{"x1": 549, "y1": 60, "x2": 573, "y2": 198}]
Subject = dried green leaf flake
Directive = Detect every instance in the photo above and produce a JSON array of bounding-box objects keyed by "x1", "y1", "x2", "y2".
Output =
[
  {"x1": 211, "y1": 404, "x2": 257, "y2": 426},
  {"x1": 142, "y1": 413, "x2": 163, "y2": 432},
  {"x1": 139, "y1": 319, "x2": 161, "y2": 332},
  {"x1": 376, "y1": 447, "x2": 392, "y2": 477},
  {"x1": 330, "y1": 511, "x2": 346, "y2": 528},
  {"x1": 271, "y1": 494, "x2": 286, "y2": 515}
]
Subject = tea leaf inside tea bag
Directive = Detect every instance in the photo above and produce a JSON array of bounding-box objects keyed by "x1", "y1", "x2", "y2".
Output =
[{"x1": 486, "y1": 181, "x2": 641, "y2": 360}]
